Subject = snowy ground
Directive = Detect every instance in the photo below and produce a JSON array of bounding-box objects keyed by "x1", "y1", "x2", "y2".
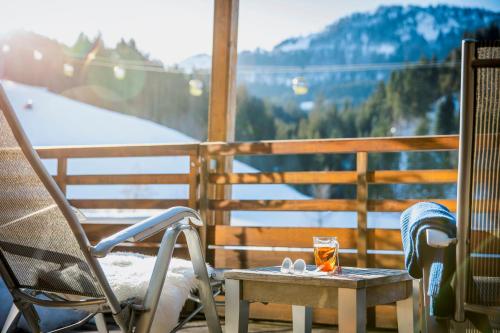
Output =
[{"x1": 3, "y1": 80, "x2": 401, "y2": 229}]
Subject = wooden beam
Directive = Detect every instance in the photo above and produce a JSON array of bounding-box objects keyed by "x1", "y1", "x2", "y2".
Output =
[
  {"x1": 208, "y1": 0, "x2": 239, "y2": 226},
  {"x1": 208, "y1": 0, "x2": 239, "y2": 142},
  {"x1": 208, "y1": 169, "x2": 457, "y2": 185},
  {"x1": 69, "y1": 199, "x2": 188, "y2": 209},
  {"x1": 203, "y1": 135, "x2": 459, "y2": 156},
  {"x1": 36, "y1": 143, "x2": 198, "y2": 158},
  {"x1": 209, "y1": 199, "x2": 357, "y2": 211},
  {"x1": 64, "y1": 174, "x2": 189, "y2": 185},
  {"x1": 208, "y1": 198, "x2": 456, "y2": 212}
]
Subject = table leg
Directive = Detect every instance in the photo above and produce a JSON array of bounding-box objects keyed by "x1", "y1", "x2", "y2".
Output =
[
  {"x1": 292, "y1": 305, "x2": 312, "y2": 333},
  {"x1": 396, "y1": 280, "x2": 419, "y2": 333},
  {"x1": 338, "y1": 288, "x2": 366, "y2": 333},
  {"x1": 225, "y1": 279, "x2": 249, "y2": 333}
]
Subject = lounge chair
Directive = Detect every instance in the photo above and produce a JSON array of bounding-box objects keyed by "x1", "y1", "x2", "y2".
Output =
[
  {"x1": 456, "y1": 40, "x2": 500, "y2": 331},
  {"x1": 0, "y1": 84, "x2": 222, "y2": 333}
]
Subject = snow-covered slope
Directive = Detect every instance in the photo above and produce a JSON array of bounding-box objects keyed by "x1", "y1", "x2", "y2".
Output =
[{"x1": 2, "y1": 80, "x2": 369, "y2": 227}]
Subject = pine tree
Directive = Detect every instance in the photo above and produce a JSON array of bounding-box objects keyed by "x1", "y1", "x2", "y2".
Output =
[{"x1": 435, "y1": 94, "x2": 457, "y2": 135}]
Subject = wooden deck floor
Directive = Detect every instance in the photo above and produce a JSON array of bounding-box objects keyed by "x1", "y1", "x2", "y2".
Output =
[
  {"x1": 81, "y1": 320, "x2": 393, "y2": 333},
  {"x1": 179, "y1": 320, "x2": 393, "y2": 332}
]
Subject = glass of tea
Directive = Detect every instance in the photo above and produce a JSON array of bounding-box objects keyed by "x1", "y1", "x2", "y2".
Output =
[{"x1": 313, "y1": 236, "x2": 340, "y2": 273}]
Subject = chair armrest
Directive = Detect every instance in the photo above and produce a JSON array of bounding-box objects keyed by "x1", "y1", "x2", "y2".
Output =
[
  {"x1": 425, "y1": 229, "x2": 457, "y2": 248},
  {"x1": 90, "y1": 206, "x2": 202, "y2": 258}
]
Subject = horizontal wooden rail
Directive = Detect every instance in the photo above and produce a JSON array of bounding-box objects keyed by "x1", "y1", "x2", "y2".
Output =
[
  {"x1": 203, "y1": 135, "x2": 459, "y2": 156},
  {"x1": 210, "y1": 199, "x2": 357, "y2": 211},
  {"x1": 36, "y1": 142, "x2": 198, "y2": 158},
  {"x1": 214, "y1": 226, "x2": 403, "y2": 251},
  {"x1": 64, "y1": 174, "x2": 189, "y2": 185},
  {"x1": 369, "y1": 169, "x2": 457, "y2": 184},
  {"x1": 209, "y1": 169, "x2": 457, "y2": 185},
  {"x1": 212, "y1": 249, "x2": 404, "y2": 269},
  {"x1": 69, "y1": 199, "x2": 188, "y2": 209},
  {"x1": 210, "y1": 199, "x2": 456, "y2": 212}
]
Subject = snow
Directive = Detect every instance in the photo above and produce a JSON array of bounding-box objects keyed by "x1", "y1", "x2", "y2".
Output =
[
  {"x1": 300, "y1": 101, "x2": 315, "y2": 111},
  {"x1": 416, "y1": 12, "x2": 439, "y2": 42},
  {"x1": 3, "y1": 80, "x2": 401, "y2": 229},
  {"x1": 442, "y1": 18, "x2": 459, "y2": 34},
  {"x1": 373, "y1": 43, "x2": 396, "y2": 57}
]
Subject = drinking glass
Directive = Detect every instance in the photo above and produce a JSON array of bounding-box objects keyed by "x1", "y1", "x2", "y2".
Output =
[{"x1": 313, "y1": 236, "x2": 340, "y2": 273}]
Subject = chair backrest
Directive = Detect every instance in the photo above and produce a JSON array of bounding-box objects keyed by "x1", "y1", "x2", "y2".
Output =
[
  {"x1": 456, "y1": 40, "x2": 500, "y2": 320},
  {"x1": 0, "y1": 84, "x2": 103, "y2": 298}
]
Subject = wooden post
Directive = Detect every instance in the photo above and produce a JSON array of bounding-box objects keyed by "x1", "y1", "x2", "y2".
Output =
[
  {"x1": 198, "y1": 145, "x2": 215, "y2": 263},
  {"x1": 57, "y1": 158, "x2": 68, "y2": 195},
  {"x1": 188, "y1": 153, "x2": 199, "y2": 209},
  {"x1": 356, "y1": 152, "x2": 368, "y2": 268},
  {"x1": 356, "y1": 152, "x2": 373, "y2": 326},
  {"x1": 208, "y1": 0, "x2": 239, "y2": 226}
]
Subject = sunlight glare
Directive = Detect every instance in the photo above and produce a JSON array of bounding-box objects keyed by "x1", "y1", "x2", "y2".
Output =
[
  {"x1": 113, "y1": 65, "x2": 126, "y2": 80},
  {"x1": 63, "y1": 63, "x2": 74, "y2": 77}
]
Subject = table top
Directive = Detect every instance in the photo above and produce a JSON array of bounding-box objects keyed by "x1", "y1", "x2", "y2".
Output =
[{"x1": 224, "y1": 266, "x2": 411, "y2": 289}]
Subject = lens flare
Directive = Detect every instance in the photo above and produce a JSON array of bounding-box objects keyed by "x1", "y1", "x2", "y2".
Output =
[
  {"x1": 113, "y1": 65, "x2": 126, "y2": 80},
  {"x1": 33, "y1": 50, "x2": 43, "y2": 61},
  {"x1": 2, "y1": 44, "x2": 10, "y2": 53},
  {"x1": 63, "y1": 63, "x2": 74, "y2": 77}
]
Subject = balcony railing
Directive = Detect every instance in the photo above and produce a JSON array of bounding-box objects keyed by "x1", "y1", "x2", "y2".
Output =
[{"x1": 35, "y1": 134, "x2": 459, "y2": 328}]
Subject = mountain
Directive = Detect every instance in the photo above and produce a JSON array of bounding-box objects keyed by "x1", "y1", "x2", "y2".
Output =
[
  {"x1": 182, "y1": 5, "x2": 500, "y2": 105},
  {"x1": 177, "y1": 53, "x2": 211, "y2": 73},
  {"x1": 240, "y1": 5, "x2": 499, "y2": 66}
]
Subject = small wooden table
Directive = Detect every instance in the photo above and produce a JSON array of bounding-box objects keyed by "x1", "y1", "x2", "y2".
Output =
[{"x1": 224, "y1": 266, "x2": 418, "y2": 333}]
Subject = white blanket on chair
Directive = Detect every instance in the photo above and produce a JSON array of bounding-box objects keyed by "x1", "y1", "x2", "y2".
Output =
[{"x1": 99, "y1": 252, "x2": 211, "y2": 332}]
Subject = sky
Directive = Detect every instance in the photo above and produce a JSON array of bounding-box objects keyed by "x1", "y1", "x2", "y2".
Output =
[{"x1": 0, "y1": 0, "x2": 498, "y2": 65}]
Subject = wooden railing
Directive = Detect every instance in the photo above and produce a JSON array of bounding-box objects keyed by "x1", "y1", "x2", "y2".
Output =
[
  {"x1": 201, "y1": 135, "x2": 458, "y2": 270},
  {"x1": 35, "y1": 135, "x2": 460, "y2": 327},
  {"x1": 36, "y1": 143, "x2": 200, "y2": 252}
]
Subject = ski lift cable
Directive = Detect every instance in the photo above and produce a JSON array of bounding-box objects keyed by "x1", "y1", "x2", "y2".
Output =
[
  {"x1": 69, "y1": 58, "x2": 459, "y2": 75},
  {"x1": 0, "y1": 43, "x2": 460, "y2": 75}
]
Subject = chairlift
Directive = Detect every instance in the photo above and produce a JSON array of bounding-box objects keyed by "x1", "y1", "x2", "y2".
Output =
[
  {"x1": 189, "y1": 79, "x2": 203, "y2": 97},
  {"x1": 292, "y1": 76, "x2": 308, "y2": 95}
]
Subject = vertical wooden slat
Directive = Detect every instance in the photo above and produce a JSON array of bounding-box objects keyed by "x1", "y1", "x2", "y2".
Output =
[
  {"x1": 57, "y1": 157, "x2": 68, "y2": 195},
  {"x1": 356, "y1": 152, "x2": 373, "y2": 325},
  {"x1": 188, "y1": 153, "x2": 199, "y2": 209},
  {"x1": 199, "y1": 147, "x2": 216, "y2": 263},
  {"x1": 199, "y1": 148, "x2": 211, "y2": 225},
  {"x1": 208, "y1": 0, "x2": 239, "y2": 225},
  {"x1": 356, "y1": 152, "x2": 368, "y2": 268}
]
